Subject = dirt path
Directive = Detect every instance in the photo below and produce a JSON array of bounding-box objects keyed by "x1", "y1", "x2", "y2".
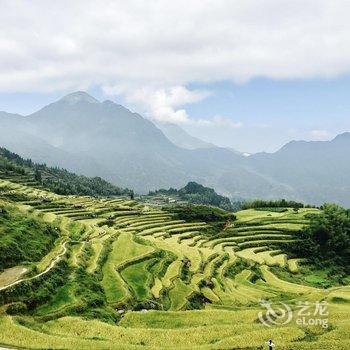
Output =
[
  {"x1": 0, "y1": 267, "x2": 28, "y2": 289},
  {"x1": 0, "y1": 344, "x2": 17, "y2": 350},
  {"x1": 0, "y1": 241, "x2": 68, "y2": 292}
]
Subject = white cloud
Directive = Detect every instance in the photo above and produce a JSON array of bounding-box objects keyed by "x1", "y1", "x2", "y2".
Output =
[
  {"x1": 1, "y1": 0, "x2": 350, "y2": 94},
  {"x1": 105, "y1": 84, "x2": 243, "y2": 127},
  {"x1": 1, "y1": 1, "x2": 350, "y2": 130},
  {"x1": 105, "y1": 85, "x2": 211, "y2": 124},
  {"x1": 310, "y1": 129, "x2": 330, "y2": 140}
]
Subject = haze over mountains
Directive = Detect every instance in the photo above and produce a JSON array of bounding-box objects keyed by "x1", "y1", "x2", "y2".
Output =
[
  {"x1": 156, "y1": 123, "x2": 215, "y2": 150},
  {"x1": 0, "y1": 91, "x2": 349, "y2": 207}
]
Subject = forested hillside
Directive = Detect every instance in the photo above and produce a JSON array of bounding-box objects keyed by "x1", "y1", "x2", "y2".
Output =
[
  {"x1": 0, "y1": 147, "x2": 128, "y2": 197},
  {"x1": 295, "y1": 204, "x2": 350, "y2": 280},
  {"x1": 149, "y1": 181, "x2": 234, "y2": 210},
  {"x1": 0, "y1": 202, "x2": 58, "y2": 269}
]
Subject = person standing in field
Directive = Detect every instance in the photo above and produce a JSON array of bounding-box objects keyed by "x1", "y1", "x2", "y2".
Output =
[{"x1": 265, "y1": 339, "x2": 275, "y2": 349}]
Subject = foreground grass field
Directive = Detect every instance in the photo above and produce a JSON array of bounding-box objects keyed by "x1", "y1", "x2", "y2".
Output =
[{"x1": 0, "y1": 174, "x2": 349, "y2": 349}]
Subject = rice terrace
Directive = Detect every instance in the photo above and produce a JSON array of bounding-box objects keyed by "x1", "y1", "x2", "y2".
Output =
[
  {"x1": 0, "y1": 158, "x2": 349, "y2": 350},
  {"x1": 2, "y1": 2, "x2": 350, "y2": 349}
]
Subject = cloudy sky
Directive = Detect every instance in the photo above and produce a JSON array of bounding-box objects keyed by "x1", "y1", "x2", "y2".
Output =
[{"x1": 1, "y1": 0, "x2": 350, "y2": 152}]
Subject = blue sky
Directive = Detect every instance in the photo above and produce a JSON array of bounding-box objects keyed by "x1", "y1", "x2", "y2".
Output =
[
  {"x1": 183, "y1": 77, "x2": 350, "y2": 152},
  {"x1": 1, "y1": 1, "x2": 350, "y2": 153}
]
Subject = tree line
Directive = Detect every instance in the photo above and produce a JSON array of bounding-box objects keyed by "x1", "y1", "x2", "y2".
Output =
[
  {"x1": 293, "y1": 204, "x2": 350, "y2": 281},
  {"x1": 150, "y1": 181, "x2": 234, "y2": 211}
]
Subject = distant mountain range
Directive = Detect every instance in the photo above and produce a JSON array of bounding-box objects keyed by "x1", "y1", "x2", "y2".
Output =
[
  {"x1": 247, "y1": 133, "x2": 350, "y2": 206},
  {"x1": 1, "y1": 91, "x2": 349, "y2": 207}
]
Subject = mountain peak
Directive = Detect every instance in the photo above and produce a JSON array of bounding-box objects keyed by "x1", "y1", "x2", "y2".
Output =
[{"x1": 59, "y1": 91, "x2": 99, "y2": 104}]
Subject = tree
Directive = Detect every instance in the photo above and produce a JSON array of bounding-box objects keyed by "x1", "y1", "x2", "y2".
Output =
[
  {"x1": 34, "y1": 169, "x2": 42, "y2": 183},
  {"x1": 297, "y1": 204, "x2": 350, "y2": 272}
]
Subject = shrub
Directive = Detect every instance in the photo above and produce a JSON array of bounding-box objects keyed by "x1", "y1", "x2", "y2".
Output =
[{"x1": 6, "y1": 302, "x2": 27, "y2": 315}]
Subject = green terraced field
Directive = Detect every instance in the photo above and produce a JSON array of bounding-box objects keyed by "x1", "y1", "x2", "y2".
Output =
[{"x1": 0, "y1": 177, "x2": 349, "y2": 350}]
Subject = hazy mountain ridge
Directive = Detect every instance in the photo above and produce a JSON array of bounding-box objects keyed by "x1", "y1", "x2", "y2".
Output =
[
  {"x1": 0, "y1": 92, "x2": 263, "y2": 194},
  {"x1": 156, "y1": 122, "x2": 215, "y2": 150},
  {"x1": 246, "y1": 133, "x2": 350, "y2": 205},
  {"x1": 0, "y1": 91, "x2": 349, "y2": 206}
]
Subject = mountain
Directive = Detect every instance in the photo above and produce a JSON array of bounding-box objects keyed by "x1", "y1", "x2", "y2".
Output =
[
  {"x1": 157, "y1": 123, "x2": 245, "y2": 159},
  {"x1": 1, "y1": 91, "x2": 350, "y2": 207},
  {"x1": 246, "y1": 133, "x2": 350, "y2": 206},
  {"x1": 0, "y1": 92, "x2": 281, "y2": 196},
  {"x1": 25, "y1": 93, "x2": 203, "y2": 190},
  {"x1": 156, "y1": 122, "x2": 215, "y2": 149},
  {"x1": 0, "y1": 93, "x2": 183, "y2": 190},
  {"x1": 0, "y1": 110, "x2": 102, "y2": 175}
]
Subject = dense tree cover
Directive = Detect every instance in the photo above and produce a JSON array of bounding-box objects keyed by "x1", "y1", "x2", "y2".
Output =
[
  {"x1": 150, "y1": 181, "x2": 233, "y2": 211},
  {"x1": 0, "y1": 260, "x2": 70, "y2": 310},
  {"x1": 241, "y1": 199, "x2": 313, "y2": 210},
  {"x1": 0, "y1": 147, "x2": 129, "y2": 197},
  {"x1": 0, "y1": 203, "x2": 59, "y2": 270},
  {"x1": 296, "y1": 204, "x2": 350, "y2": 276},
  {"x1": 40, "y1": 172, "x2": 129, "y2": 197},
  {"x1": 164, "y1": 204, "x2": 235, "y2": 236}
]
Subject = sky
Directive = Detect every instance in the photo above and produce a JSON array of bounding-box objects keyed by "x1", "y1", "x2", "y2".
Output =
[{"x1": 1, "y1": 0, "x2": 350, "y2": 153}]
